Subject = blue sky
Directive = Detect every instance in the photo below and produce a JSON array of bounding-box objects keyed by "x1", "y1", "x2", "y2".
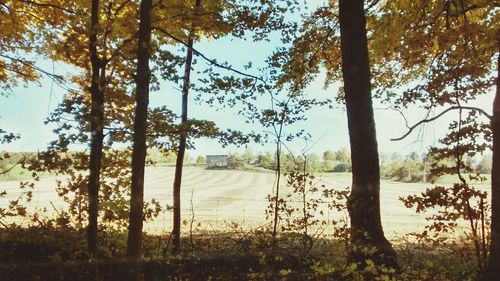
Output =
[
  {"x1": 0, "y1": 79, "x2": 492, "y2": 160},
  {"x1": 0, "y1": 5, "x2": 494, "y2": 158},
  {"x1": 2, "y1": 49, "x2": 485, "y2": 158}
]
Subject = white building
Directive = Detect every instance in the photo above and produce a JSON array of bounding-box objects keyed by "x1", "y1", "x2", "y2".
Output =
[{"x1": 206, "y1": 155, "x2": 228, "y2": 168}]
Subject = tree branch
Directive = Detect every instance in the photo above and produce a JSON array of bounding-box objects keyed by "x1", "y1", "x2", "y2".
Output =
[
  {"x1": 391, "y1": 106, "x2": 492, "y2": 141},
  {"x1": 0, "y1": 53, "x2": 65, "y2": 82},
  {"x1": 17, "y1": 0, "x2": 76, "y2": 14},
  {"x1": 365, "y1": 0, "x2": 381, "y2": 11},
  {"x1": 153, "y1": 26, "x2": 265, "y2": 84},
  {"x1": 0, "y1": 155, "x2": 28, "y2": 176}
]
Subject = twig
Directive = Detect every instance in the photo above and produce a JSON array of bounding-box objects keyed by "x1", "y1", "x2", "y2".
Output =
[
  {"x1": 49, "y1": 201, "x2": 62, "y2": 217},
  {"x1": 189, "y1": 190, "x2": 195, "y2": 248},
  {"x1": 480, "y1": 197, "x2": 487, "y2": 262}
]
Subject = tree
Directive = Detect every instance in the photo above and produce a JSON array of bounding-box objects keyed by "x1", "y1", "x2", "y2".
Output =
[
  {"x1": 0, "y1": 0, "x2": 47, "y2": 96},
  {"x1": 368, "y1": 0, "x2": 496, "y2": 275},
  {"x1": 476, "y1": 155, "x2": 492, "y2": 174},
  {"x1": 87, "y1": 0, "x2": 104, "y2": 259},
  {"x1": 195, "y1": 155, "x2": 206, "y2": 165},
  {"x1": 401, "y1": 111, "x2": 490, "y2": 274},
  {"x1": 485, "y1": 52, "x2": 500, "y2": 281},
  {"x1": 242, "y1": 149, "x2": 255, "y2": 164},
  {"x1": 295, "y1": 153, "x2": 321, "y2": 173},
  {"x1": 153, "y1": 0, "x2": 241, "y2": 252},
  {"x1": 227, "y1": 153, "x2": 245, "y2": 170},
  {"x1": 28, "y1": 0, "x2": 144, "y2": 258},
  {"x1": 334, "y1": 147, "x2": 350, "y2": 163},
  {"x1": 322, "y1": 150, "x2": 335, "y2": 171},
  {"x1": 323, "y1": 150, "x2": 335, "y2": 161},
  {"x1": 171, "y1": 0, "x2": 201, "y2": 252},
  {"x1": 257, "y1": 152, "x2": 275, "y2": 170},
  {"x1": 278, "y1": 14, "x2": 494, "y2": 272},
  {"x1": 338, "y1": 0, "x2": 397, "y2": 267},
  {"x1": 0, "y1": 1, "x2": 66, "y2": 180},
  {"x1": 127, "y1": 0, "x2": 152, "y2": 258}
]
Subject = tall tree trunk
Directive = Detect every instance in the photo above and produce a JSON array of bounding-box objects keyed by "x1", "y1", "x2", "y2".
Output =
[
  {"x1": 338, "y1": 0, "x2": 397, "y2": 267},
  {"x1": 484, "y1": 48, "x2": 500, "y2": 280},
  {"x1": 127, "y1": 0, "x2": 152, "y2": 258},
  {"x1": 87, "y1": 0, "x2": 104, "y2": 259},
  {"x1": 172, "y1": 0, "x2": 201, "y2": 253}
]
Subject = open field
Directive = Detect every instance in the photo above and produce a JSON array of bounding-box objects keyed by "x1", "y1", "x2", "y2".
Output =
[{"x1": 0, "y1": 166, "x2": 490, "y2": 239}]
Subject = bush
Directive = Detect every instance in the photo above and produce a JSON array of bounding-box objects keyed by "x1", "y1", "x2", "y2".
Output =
[
  {"x1": 196, "y1": 155, "x2": 206, "y2": 165},
  {"x1": 333, "y1": 162, "x2": 351, "y2": 172},
  {"x1": 0, "y1": 225, "x2": 483, "y2": 281},
  {"x1": 0, "y1": 226, "x2": 86, "y2": 262},
  {"x1": 227, "y1": 154, "x2": 244, "y2": 170}
]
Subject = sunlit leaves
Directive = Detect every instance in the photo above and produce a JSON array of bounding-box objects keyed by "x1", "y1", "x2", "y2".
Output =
[
  {"x1": 276, "y1": 5, "x2": 341, "y2": 91},
  {"x1": 370, "y1": 0, "x2": 497, "y2": 105}
]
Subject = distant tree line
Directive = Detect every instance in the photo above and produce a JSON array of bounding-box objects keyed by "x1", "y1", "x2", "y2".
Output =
[
  {"x1": 191, "y1": 149, "x2": 492, "y2": 184},
  {"x1": 1, "y1": 149, "x2": 492, "y2": 184}
]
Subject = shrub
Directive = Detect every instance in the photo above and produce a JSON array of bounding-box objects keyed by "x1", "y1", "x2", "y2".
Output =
[
  {"x1": 333, "y1": 162, "x2": 351, "y2": 172},
  {"x1": 227, "y1": 154, "x2": 245, "y2": 170}
]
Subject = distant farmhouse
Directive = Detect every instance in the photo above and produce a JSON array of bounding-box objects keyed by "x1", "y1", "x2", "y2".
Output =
[{"x1": 206, "y1": 155, "x2": 228, "y2": 168}]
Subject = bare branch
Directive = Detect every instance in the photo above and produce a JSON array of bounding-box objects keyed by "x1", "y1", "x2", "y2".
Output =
[{"x1": 391, "y1": 106, "x2": 492, "y2": 141}]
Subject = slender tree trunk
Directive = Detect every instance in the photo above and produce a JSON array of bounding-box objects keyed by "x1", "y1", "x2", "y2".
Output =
[
  {"x1": 172, "y1": 0, "x2": 201, "y2": 253},
  {"x1": 272, "y1": 141, "x2": 281, "y2": 248},
  {"x1": 87, "y1": 0, "x2": 104, "y2": 259},
  {"x1": 484, "y1": 49, "x2": 500, "y2": 280},
  {"x1": 171, "y1": 49, "x2": 191, "y2": 251},
  {"x1": 127, "y1": 0, "x2": 152, "y2": 258},
  {"x1": 338, "y1": 0, "x2": 397, "y2": 267}
]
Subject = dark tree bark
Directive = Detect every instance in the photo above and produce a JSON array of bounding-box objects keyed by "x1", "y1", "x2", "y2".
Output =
[
  {"x1": 127, "y1": 0, "x2": 152, "y2": 258},
  {"x1": 171, "y1": 0, "x2": 201, "y2": 253},
  {"x1": 87, "y1": 0, "x2": 104, "y2": 259},
  {"x1": 484, "y1": 49, "x2": 500, "y2": 280},
  {"x1": 338, "y1": 0, "x2": 397, "y2": 267}
]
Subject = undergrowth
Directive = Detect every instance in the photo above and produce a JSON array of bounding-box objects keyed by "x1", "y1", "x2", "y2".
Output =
[{"x1": 0, "y1": 226, "x2": 481, "y2": 281}]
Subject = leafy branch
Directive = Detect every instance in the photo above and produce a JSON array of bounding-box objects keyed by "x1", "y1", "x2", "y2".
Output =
[
  {"x1": 153, "y1": 26, "x2": 265, "y2": 84},
  {"x1": 16, "y1": 0, "x2": 76, "y2": 14}
]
